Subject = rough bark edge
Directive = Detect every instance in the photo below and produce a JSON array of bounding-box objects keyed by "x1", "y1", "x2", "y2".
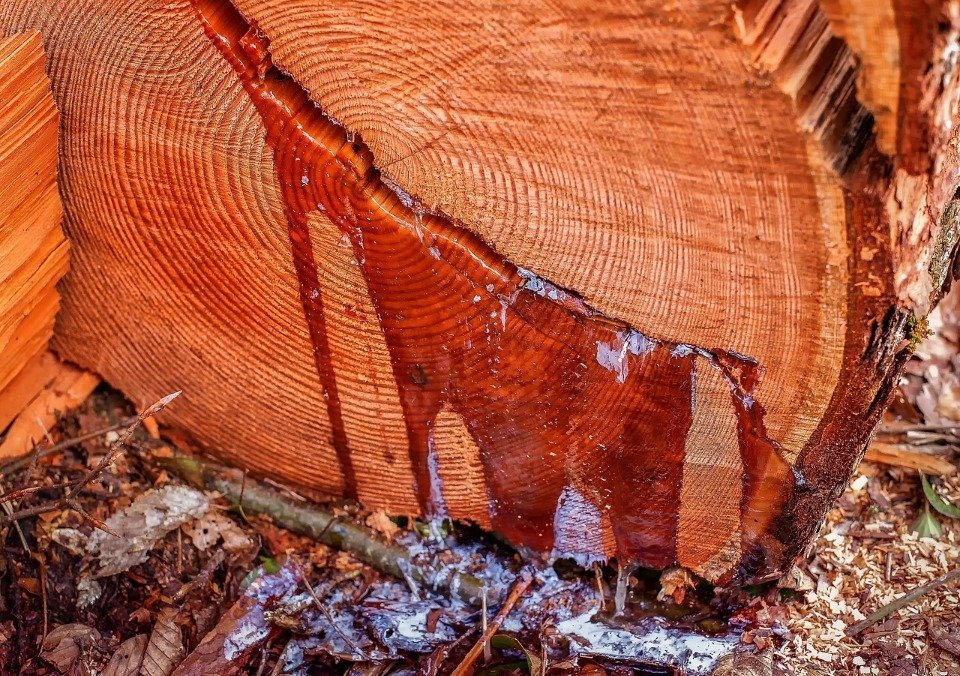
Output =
[{"x1": 736, "y1": 0, "x2": 960, "y2": 583}]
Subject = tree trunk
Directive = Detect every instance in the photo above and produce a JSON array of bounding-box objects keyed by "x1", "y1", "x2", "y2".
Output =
[{"x1": 1, "y1": 0, "x2": 958, "y2": 584}]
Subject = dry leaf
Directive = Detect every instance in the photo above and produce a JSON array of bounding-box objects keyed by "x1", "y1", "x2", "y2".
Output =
[
  {"x1": 40, "y1": 623, "x2": 101, "y2": 674},
  {"x1": 86, "y1": 485, "x2": 209, "y2": 578},
  {"x1": 182, "y1": 511, "x2": 252, "y2": 553},
  {"x1": 657, "y1": 566, "x2": 694, "y2": 604},
  {"x1": 141, "y1": 608, "x2": 185, "y2": 676},
  {"x1": 102, "y1": 634, "x2": 147, "y2": 676},
  {"x1": 171, "y1": 563, "x2": 301, "y2": 675},
  {"x1": 365, "y1": 510, "x2": 400, "y2": 539},
  {"x1": 927, "y1": 619, "x2": 960, "y2": 657}
]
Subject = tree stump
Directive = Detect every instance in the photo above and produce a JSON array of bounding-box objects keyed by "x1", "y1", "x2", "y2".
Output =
[{"x1": 2, "y1": 0, "x2": 958, "y2": 583}]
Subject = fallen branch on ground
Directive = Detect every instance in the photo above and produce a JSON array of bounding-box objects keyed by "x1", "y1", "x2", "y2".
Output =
[
  {"x1": 864, "y1": 443, "x2": 957, "y2": 475},
  {"x1": 846, "y1": 567, "x2": 960, "y2": 637},
  {"x1": 157, "y1": 453, "x2": 487, "y2": 605}
]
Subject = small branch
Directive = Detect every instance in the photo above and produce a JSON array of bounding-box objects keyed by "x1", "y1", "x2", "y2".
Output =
[
  {"x1": 450, "y1": 568, "x2": 534, "y2": 676},
  {"x1": 0, "y1": 419, "x2": 136, "y2": 476},
  {"x1": 846, "y1": 567, "x2": 960, "y2": 637},
  {"x1": 876, "y1": 424, "x2": 960, "y2": 434},
  {"x1": 174, "y1": 549, "x2": 225, "y2": 602},
  {"x1": 0, "y1": 392, "x2": 180, "y2": 529},
  {"x1": 157, "y1": 453, "x2": 487, "y2": 605},
  {"x1": 291, "y1": 559, "x2": 368, "y2": 659}
]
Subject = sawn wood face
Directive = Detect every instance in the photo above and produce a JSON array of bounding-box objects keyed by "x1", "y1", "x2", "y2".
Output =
[{"x1": 192, "y1": 0, "x2": 795, "y2": 573}]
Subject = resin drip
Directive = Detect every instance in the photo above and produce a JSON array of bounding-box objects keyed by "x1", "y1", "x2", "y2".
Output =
[{"x1": 191, "y1": 0, "x2": 797, "y2": 571}]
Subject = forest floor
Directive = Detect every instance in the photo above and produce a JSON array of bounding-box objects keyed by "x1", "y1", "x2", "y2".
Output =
[{"x1": 3, "y1": 290, "x2": 960, "y2": 675}]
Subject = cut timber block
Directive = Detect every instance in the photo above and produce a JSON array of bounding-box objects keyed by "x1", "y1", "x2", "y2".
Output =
[
  {"x1": 2, "y1": 1, "x2": 960, "y2": 583},
  {"x1": 0, "y1": 355, "x2": 99, "y2": 460},
  {"x1": 0, "y1": 31, "x2": 70, "y2": 441}
]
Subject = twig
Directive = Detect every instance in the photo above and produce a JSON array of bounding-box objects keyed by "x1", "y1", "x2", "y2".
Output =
[
  {"x1": 593, "y1": 562, "x2": 605, "y2": 611},
  {"x1": 268, "y1": 639, "x2": 288, "y2": 676},
  {"x1": 451, "y1": 568, "x2": 534, "y2": 676},
  {"x1": 1, "y1": 502, "x2": 30, "y2": 553},
  {"x1": 0, "y1": 392, "x2": 180, "y2": 529},
  {"x1": 846, "y1": 567, "x2": 960, "y2": 636},
  {"x1": 254, "y1": 636, "x2": 273, "y2": 676},
  {"x1": 36, "y1": 554, "x2": 48, "y2": 640},
  {"x1": 0, "y1": 418, "x2": 136, "y2": 476},
  {"x1": 291, "y1": 559, "x2": 368, "y2": 659},
  {"x1": 877, "y1": 424, "x2": 960, "y2": 434},
  {"x1": 157, "y1": 454, "x2": 487, "y2": 605},
  {"x1": 864, "y1": 443, "x2": 956, "y2": 475},
  {"x1": 174, "y1": 549, "x2": 225, "y2": 602},
  {"x1": 424, "y1": 625, "x2": 480, "y2": 676},
  {"x1": 8, "y1": 556, "x2": 26, "y2": 671},
  {"x1": 481, "y1": 586, "x2": 490, "y2": 664}
]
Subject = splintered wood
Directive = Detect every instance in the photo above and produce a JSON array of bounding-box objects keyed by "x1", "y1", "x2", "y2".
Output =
[
  {"x1": 0, "y1": 0, "x2": 958, "y2": 583},
  {"x1": 0, "y1": 32, "x2": 71, "y2": 440}
]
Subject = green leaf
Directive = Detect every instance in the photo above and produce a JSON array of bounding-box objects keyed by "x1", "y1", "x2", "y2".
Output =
[
  {"x1": 921, "y1": 472, "x2": 960, "y2": 519},
  {"x1": 911, "y1": 503, "x2": 943, "y2": 538},
  {"x1": 239, "y1": 557, "x2": 281, "y2": 591},
  {"x1": 490, "y1": 634, "x2": 544, "y2": 676}
]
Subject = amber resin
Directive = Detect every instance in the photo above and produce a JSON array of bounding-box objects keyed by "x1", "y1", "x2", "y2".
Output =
[{"x1": 188, "y1": 0, "x2": 796, "y2": 570}]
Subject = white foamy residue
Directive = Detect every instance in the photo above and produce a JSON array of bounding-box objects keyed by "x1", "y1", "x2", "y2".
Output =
[
  {"x1": 556, "y1": 611, "x2": 736, "y2": 675},
  {"x1": 224, "y1": 619, "x2": 271, "y2": 661},
  {"x1": 395, "y1": 607, "x2": 431, "y2": 640},
  {"x1": 595, "y1": 329, "x2": 656, "y2": 383}
]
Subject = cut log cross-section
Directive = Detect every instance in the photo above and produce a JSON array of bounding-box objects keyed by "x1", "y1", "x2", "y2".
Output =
[{"x1": 2, "y1": 0, "x2": 959, "y2": 583}]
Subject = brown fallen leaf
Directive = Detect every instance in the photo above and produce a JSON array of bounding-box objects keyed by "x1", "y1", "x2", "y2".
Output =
[
  {"x1": 141, "y1": 608, "x2": 185, "y2": 676},
  {"x1": 182, "y1": 511, "x2": 252, "y2": 554},
  {"x1": 85, "y1": 485, "x2": 210, "y2": 578},
  {"x1": 40, "y1": 623, "x2": 101, "y2": 674},
  {"x1": 365, "y1": 510, "x2": 400, "y2": 539},
  {"x1": 657, "y1": 566, "x2": 694, "y2": 604},
  {"x1": 927, "y1": 618, "x2": 960, "y2": 658},
  {"x1": 102, "y1": 634, "x2": 147, "y2": 676}
]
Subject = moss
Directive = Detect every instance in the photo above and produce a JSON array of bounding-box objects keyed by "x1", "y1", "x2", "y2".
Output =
[
  {"x1": 929, "y1": 199, "x2": 960, "y2": 289},
  {"x1": 906, "y1": 314, "x2": 931, "y2": 353}
]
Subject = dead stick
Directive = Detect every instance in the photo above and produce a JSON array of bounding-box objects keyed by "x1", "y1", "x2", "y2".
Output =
[
  {"x1": 451, "y1": 568, "x2": 534, "y2": 676},
  {"x1": 0, "y1": 419, "x2": 136, "y2": 476},
  {"x1": 291, "y1": 559, "x2": 368, "y2": 659},
  {"x1": 158, "y1": 453, "x2": 487, "y2": 605},
  {"x1": 846, "y1": 567, "x2": 960, "y2": 637},
  {"x1": 0, "y1": 392, "x2": 180, "y2": 527}
]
